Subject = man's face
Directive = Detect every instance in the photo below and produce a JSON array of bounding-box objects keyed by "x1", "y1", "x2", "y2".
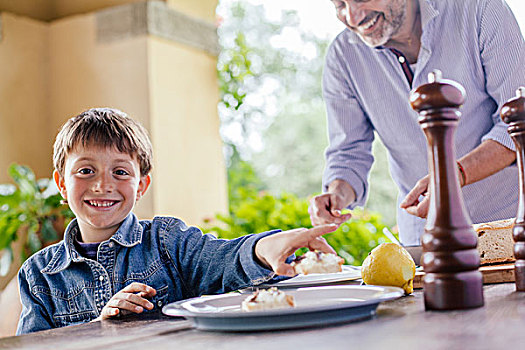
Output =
[
  {"x1": 331, "y1": 0, "x2": 408, "y2": 47},
  {"x1": 54, "y1": 145, "x2": 150, "y2": 241}
]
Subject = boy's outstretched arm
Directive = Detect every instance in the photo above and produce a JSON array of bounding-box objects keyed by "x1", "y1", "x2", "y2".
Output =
[{"x1": 254, "y1": 224, "x2": 338, "y2": 277}]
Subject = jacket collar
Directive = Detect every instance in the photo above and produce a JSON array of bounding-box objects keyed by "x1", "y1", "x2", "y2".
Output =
[{"x1": 41, "y1": 213, "x2": 142, "y2": 274}]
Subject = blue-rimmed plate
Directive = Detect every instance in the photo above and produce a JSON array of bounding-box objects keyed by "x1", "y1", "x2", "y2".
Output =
[{"x1": 162, "y1": 285, "x2": 403, "y2": 331}]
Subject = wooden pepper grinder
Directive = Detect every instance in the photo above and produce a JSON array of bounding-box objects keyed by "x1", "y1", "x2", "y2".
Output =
[
  {"x1": 500, "y1": 87, "x2": 525, "y2": 291},
  {"x1": 410, "y1": 70, "x2": 484, "y2": 310}
]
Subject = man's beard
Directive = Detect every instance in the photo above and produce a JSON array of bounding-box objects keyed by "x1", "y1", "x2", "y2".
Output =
[{"x1": 358, "y1": 1, "x2": 407, "y2": 48}]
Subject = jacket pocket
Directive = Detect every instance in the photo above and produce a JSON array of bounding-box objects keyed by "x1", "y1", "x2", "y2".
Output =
[
  {"x1": 53, "y1": 310, "x2": 96, "y2": 328},
  {"x1": 148, "y1": 284, "x2": 169, "y2": 313},
  {"x1": 31, "y1": 284, "x2": 97, "y2": 328}
]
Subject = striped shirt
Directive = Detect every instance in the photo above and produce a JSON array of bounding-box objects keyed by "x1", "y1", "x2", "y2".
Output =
[{"x1": 322, "y1": 0, "x2": 525, "y2": 245}]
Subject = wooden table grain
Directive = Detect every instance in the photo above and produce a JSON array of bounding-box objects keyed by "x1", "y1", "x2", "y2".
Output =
[{"x1": 2, "y1": 283, "x2": 525, "y2": 350}]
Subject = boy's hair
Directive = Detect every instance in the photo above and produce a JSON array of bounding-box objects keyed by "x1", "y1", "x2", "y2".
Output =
[{"x1": 53, "y1": 108, "x2": 153, "y2": 176}]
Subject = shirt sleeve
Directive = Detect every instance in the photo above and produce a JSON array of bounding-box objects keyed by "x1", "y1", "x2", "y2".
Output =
[
  {"x1": 322, "y1": 38, "x2": 375, "y2": 207},
  {"x1": 478, "y1": 0, "x2": 525, "y2": 150},
  {"x1": 162, "y1": 218, "x2": 282, "y2": 297},
  {"x1": 16, "y1": 265, "x2": 54, "y2": 335}
]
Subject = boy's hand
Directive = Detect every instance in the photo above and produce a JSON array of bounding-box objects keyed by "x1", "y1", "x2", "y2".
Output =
[
  {"x1": 255, "y1": 224, "x2": 339, "y2": 277},
  {"x1": 96, "y1": 282, "x2": 156, "y2": 320}
]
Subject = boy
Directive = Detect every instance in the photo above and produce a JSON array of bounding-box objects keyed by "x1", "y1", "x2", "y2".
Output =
[{"x1": 17, "y1": 108, "x2": 338, "y2": 334}]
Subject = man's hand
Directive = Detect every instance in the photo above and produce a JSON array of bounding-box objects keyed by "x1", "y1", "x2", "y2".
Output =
[
  {"x1": 309, "y1": 179, "x2": 356, "y2": 226},
  {"x1": 255, "y1": 224, "x2": 339, "y2": 277},
  {"x1": 400, "y1": 175, "x2": 430, "y2": 218},
  {"x1": 309, "y1": 193, "x2": 353, "y2": 225},
  {"x1": 96, "y1": 282, "x2": 156, "y2": 320}
]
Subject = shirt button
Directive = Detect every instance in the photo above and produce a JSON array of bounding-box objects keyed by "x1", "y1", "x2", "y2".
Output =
[
  {"x1": 99, "y1": 276, "x2": 104, "y2": 281},
  {"x1": 157, "y1": 300, "x2": 163, "y2": 307},
  {"x1": 398, "y1": 56, "x2": 406, "y2": 64},
  {"x1": 108, "y1": 242, "x2": 114, "y2": 248}
]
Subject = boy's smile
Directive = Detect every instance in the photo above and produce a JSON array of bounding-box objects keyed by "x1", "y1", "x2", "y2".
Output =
[{"x1": 54, "y1": 144, "x2": 150, "y2": 242}]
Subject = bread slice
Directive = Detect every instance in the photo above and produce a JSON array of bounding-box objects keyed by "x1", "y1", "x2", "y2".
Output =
[
  {"x1": 473, "y1": 218, "x2": 515, "y2": 265},
  {"x1": 292, "y1": 250, "x2": 344, "y2": 275},
  {"x1": 241, "y1": 287, "x2": 295, "y2": 312}
]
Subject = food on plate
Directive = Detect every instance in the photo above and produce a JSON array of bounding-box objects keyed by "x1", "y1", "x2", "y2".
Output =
[
  {"x1": 473, "y1": 218, "x2": 515, "y2": 265},
  {"x1": 361, "y1": 242, "x2": 416, "y2": 295},
  {"x1": 241, "y1": 287, "x2": 295, "y2": 312},
  {"x1": 291, "y1": 250, "x2": 344, "y2": 275}
]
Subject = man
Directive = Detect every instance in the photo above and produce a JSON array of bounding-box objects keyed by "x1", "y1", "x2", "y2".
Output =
[{"x1": 309, "y1": 0, "x2": 525, "y2": 245}]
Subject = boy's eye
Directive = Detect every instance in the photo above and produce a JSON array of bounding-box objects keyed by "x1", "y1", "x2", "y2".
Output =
[
  {"x1": 115, "y1": 169, "x2": 129, "y2": 176},
  {"x1": 78, "y1": 168, "x2": 94, "y2": 175}
]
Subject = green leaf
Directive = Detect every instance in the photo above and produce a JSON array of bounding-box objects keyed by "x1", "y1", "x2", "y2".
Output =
[
  {"x1": 8, "y1": 164, "x2": 38, "y2": 198},
  {"x1": 26, "y1": 221, "x2": 42, "y2": 254},
  {"x1": 41, "y1": 219, "x2": 58, "y2": 243}
]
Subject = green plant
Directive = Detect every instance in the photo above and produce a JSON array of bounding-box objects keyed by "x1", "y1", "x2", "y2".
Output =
[
  {"x1": 202, "y1": 185, "x2": 393, "y2": 266},
  {"x1": 0, "y1": 164, "x2": 74, "y2": 276}
]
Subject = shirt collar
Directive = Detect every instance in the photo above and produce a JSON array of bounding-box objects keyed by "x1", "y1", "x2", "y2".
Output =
[
  {"x1": 109, "y1": 213, "x2": 143, "y2": 247},
  {"x1": 41, "y1": 213, "x2": 142, "y2": 274},
  {"x1": 345, "y1": 0, "x2": 439, "y2": 48}
]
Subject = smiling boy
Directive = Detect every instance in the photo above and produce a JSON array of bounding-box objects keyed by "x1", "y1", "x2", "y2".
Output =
[{"x1": 16, "y1": 108, "x2": 338, "y2": 334}]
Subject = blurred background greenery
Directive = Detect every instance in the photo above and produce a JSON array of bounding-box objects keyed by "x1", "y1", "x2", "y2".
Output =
[{"x1": 202, "y1": 0, "x2": 399, "y2": 265}]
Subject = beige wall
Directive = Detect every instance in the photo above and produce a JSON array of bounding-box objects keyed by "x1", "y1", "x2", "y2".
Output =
[
  {"x1": 148, "y1": 37, "x2": 227, "y2": 221},
  {"x1": 166, "y1": 0, "x2": 218, "y2": 23},
  {"x1": 0, "y1": 1, "x2": 225, "y2": 224},
  {"x1": 0, "y1": 13, "x2": 51, "y2": 181}
]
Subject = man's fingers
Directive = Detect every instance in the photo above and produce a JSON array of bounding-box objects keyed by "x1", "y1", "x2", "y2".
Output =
[
  {"x1": 405, "y1": 196, "x2": 429, "y2": 218},
  {"x1": 310, "y1": 195, "x2": 341, "y2": 226},
  {"x1": 335, "y1": 212, "x2": 352, "y2": 223},
  {"x1": 401, "y1": 176, "x2": 430, "y2": 208},
  {"x1": 400, "y1": 187, "x2": 422, "y2": 208}
]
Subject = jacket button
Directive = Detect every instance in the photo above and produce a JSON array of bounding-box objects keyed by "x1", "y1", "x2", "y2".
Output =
[
  {"x1": 99, "y1": 276, "x2": 104, "y2": 281},
  {"x1": 157, "y1": 300, "x2": 163, "y2": 307}
]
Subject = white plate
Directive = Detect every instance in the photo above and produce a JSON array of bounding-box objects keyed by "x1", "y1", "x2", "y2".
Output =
[
  {"x1": 258, "y1": 265, "x2": 361, "y2": 288},
  {"x1": 162, "y1": 285, "x2": 403, "y2": 331}
]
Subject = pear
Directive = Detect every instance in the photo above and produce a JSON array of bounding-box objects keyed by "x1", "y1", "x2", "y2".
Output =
[{"x1": 361, "y1": 242, "x2": 416, "y2": 294}]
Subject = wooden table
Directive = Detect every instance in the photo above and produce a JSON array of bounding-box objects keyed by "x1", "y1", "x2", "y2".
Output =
[{"x1": 2, "y1": 283, "x2": 525, "y2": 350}]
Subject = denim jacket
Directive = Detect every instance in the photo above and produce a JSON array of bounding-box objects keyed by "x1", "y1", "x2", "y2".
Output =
[{"x1": 17, "y1": 214, "x2": 279, "y2": 334}]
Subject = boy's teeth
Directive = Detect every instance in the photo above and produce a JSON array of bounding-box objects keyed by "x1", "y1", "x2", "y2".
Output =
[{"x1": 89, "y1": 200, "x2": 114, "y2": 207}]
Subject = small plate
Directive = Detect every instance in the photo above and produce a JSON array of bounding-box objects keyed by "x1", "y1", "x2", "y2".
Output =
[
  {"x1": 258, "y1": 265, "x2": 361, "y2": 288},
  {"x1": 162, "y1": 285, "x2": 403, "y2": 331}
]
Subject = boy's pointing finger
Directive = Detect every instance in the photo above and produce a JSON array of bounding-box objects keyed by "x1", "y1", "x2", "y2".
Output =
[{"x1": 303, "y1": 224, "x2": 338, "y2": 239}]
